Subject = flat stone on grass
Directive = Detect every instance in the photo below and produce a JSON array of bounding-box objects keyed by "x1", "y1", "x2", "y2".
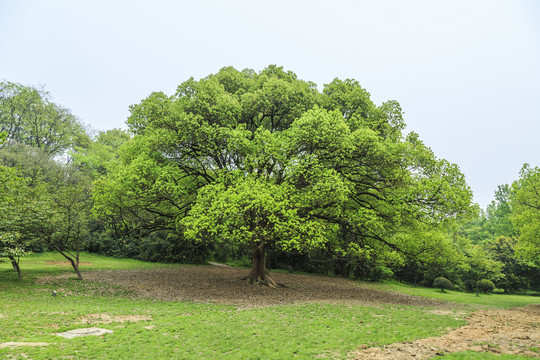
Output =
[{"x1": 56, "y1": 327, "x2": 113, "y2": 339}]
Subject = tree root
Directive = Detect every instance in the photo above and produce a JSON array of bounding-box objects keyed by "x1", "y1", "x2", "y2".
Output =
[{"x1": 241, "y1": 272, "x2": 286, "y2": 288}]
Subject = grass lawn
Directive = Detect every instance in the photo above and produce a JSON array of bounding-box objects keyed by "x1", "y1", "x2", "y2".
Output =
[
  {"x1": 0, "y1": 252, "x2": 538, "y2": 359},
  {"x1": 372, "y1": 281, "x2": 540, "y2": 309}
]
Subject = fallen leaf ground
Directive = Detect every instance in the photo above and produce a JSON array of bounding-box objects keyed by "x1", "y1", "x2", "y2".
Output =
[{"x1": 82, "y1": 265, "x2": 452, "y2": 308}]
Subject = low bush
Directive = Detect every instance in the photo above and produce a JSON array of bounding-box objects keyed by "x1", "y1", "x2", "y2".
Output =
[
  {"x1": 433, "y1": 277, "x2": 453, "y2": 292},
  {"x1": 477, "y1": 279, "x2": 496, "y2": 294}
]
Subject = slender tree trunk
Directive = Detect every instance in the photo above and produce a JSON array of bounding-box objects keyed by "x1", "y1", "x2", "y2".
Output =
[
  {"x1": 69, "y1": 258, "x2": 83, "y2": 280},
  {"x1": 54, "y1": 246, "x2": 83, "y2": 280},
  {"x1": 242, "y1": 244, "x2": 281, "y2": 288},
  {"x1": 8, "y1": 256, "x2": 21, "y2": 281}
]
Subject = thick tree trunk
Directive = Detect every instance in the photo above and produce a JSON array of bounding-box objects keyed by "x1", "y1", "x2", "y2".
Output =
[
  {"x1": 8, "y1": 256, "x2": 21, "y2": 281},
  {"x1": 242, "y1": 245, "x2": 281, "y2": 288}
]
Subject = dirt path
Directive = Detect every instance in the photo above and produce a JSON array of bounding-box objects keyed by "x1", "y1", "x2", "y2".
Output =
[{"x1": 350, "y1": 304, "x2": 540, "y2": 359}]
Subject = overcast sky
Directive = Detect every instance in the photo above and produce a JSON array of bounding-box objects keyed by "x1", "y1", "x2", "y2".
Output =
[{"x1": 1, "y1": 0, "x2": 539, "y2": 209}]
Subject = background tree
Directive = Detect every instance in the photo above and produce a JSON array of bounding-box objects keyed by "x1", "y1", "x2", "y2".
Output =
[
  {"x1": 462, "y1": 245, "x2": 502, "y2": 296},
  {"x1": 0, "y1": 81, "x2": 89, "y2": 156},
  {"x1": 485, "y1": 185, "x2": 515, "y2": 238},
  {"x1": 71, "y1": 128, "x2": 131, "y2": 178},
  {"x1": 0, "y1": 81, "x2": 93, "y2": 279},
  {"x1": 511, "y1": 164, "x2": 540, "y2": 263},
  {"x1": 0, "y1": 124, "x2": 92, "y2": 279},
  {"x1": 485, "y1": 236, "x2": 535, "y2": 293}
]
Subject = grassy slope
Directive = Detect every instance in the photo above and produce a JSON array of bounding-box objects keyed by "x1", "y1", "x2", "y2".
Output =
[
  {"x1": 1, "y1": 253, "x2": 538, "y2": 360},
  {"x1": 371, "y1": 281, "x2": 539, "y2": 309}
]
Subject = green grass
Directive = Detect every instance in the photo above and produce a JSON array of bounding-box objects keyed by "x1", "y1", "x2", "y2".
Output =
[
  {"x1": 3, "y1": 251, "x2": 180, "y2": 274},
  {"x1": 371, "y1": 281, "x2": 540, "y2": 309},
  {"x1": 1, "y1": 253, "x2": 538, "y2": 359}
]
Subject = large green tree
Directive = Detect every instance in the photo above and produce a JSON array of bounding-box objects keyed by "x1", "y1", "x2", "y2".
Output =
[{"x1": 94, "y1": 66, "x2": 473, "y2": 286}]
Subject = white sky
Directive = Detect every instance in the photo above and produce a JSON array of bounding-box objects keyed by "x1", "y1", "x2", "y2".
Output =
[{"x1": 1, "y1": 0, "x2": 539, "y2": 209}]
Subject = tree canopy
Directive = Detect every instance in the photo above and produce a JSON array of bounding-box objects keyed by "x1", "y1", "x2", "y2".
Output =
[{"x1": 0, "y1": 81, "x2": 88, "y2": 156}]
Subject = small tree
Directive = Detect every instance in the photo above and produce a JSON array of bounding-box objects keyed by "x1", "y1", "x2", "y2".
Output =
[
  {"x1": 0, "y1": 233, "x2": 31, "y2": 281},
  {"x1": 464, "y1": 245, "x2": 502, "y2": 296},
  {"x1": 433, "y1": 277, "x2": 453, "y2": 292}
]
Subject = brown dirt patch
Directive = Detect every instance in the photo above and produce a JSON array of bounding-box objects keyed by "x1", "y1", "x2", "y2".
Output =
[
  {"x1": 35, "y1": 273, "x2": 75, "y2": 284},
  {"x1": 76, "y1": 313, "x2": 152, "y2": 324},
  {"x1": 46, "y1": 261, "x2": 92, "y2": 266},
  {"x1": 350, "y1": 304, "x2": 540, "y2": 359},
  {"x1": 81, "y1": 265, "x2": 453, "y2": 308}
]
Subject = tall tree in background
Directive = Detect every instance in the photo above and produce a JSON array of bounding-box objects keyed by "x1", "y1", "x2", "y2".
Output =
[
  {"x1": 0, "y1": 82, "x2": 92, "y2": 279},
  {"x1": 0, "y1": 81, "x2": 89, "y2": 156},
  {"x1": 94, "y1": 66, "x2": 473, "y2": 287},
  {"x1": 71, "y1": 128, "x2": 131, "y2": 178},
  {"x1": 511, "y1": 164, "x2": 540, "y2": 263},
  {"x1": 485, "y1": 185, "x2": 514, "y2": 238}
]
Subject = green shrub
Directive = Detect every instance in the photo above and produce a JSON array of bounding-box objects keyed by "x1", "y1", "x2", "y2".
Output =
[
  {"x1": 433, "y1": 277, "x2": 453, "y2": 292},
  {"x1": 477, "y1": 279, "x2": 496, "y2": 294},
  {"x1": 493, "y1": 288, "x2": 505, "y2": 294}
]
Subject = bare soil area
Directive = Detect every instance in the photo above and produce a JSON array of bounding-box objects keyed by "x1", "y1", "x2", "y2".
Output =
[
  {"x1": 350, "y1": 304, "x2": 540, "y2": 359},
  {"x1": 46, "y1": 261, "x2": 93, "y2": 266},
  {"x1": 81, "y1": 265, "x2": 453, "y2": 308},
  {"x1": 76, "y1": 314, "x2": 152, "y2": 324}
]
